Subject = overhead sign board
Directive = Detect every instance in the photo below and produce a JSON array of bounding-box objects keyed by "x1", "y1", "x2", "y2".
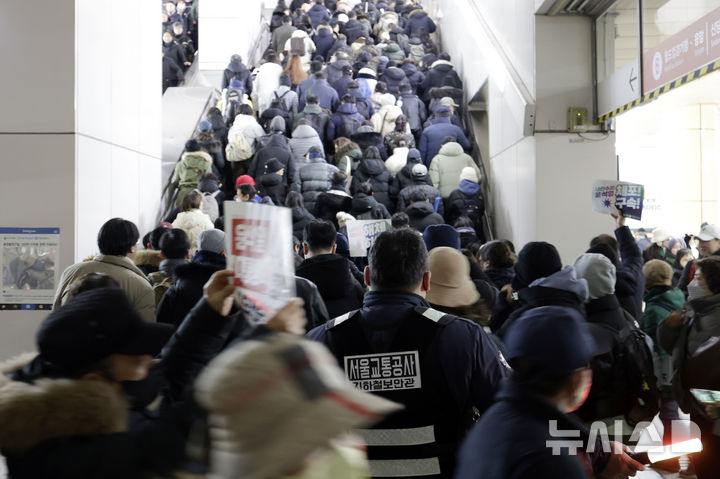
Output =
[{"x1": 643, "y1": 6, "x2": 720, "y2": 93}]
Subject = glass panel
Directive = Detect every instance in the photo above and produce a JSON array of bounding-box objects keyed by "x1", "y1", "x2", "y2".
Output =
[
  {"x1": 596, "y1": 0, "x2": 640, "y2": 82},
  {"x1": 643, "y1": 0, "x2": 720, "y2": 53}
]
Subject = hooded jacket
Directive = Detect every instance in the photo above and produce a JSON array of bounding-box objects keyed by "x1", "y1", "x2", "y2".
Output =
[
  {"x1": 307, "y1": 3, "x2": 330, "y2": 27},
  {"x1": 350, "y1": 158, "x2": 394, "y2": 210},
  {"x1": 326, "y1": 59, "x2": 353, "y2": 85},
  {"x1": 383, "y1": 42, "x2": 406, "y2": 63},
  {"x1": 399, "y1": 92, "x2": 427, "y2": 131},
  {"x1": 350, "y1": 192, "x2": 391, "y2": 219},
  {"x1": 289, "y1": 124, "x2": 325, "y2": 164},
  {"x1": 394, "y1": 153, "x2": 433, "y2": 191},
  {"x1": 295, "y1": 253, "x2": 364, "y2": 318},
  {"x1": 257, "y1": 173, "x2": 288, "y2": 205},
  {"x1": 172, "y1": 209, "x2": 214, "y2": 254},
  {"x1": 401, "y1": 62, "x2": 425, "y2": 92},
  {"x1": 420, "y1": 60, "x2": 462, "y2": 101},
  {"x1": 380, "y1": 67, "x2": 409, "y2": 97},
  {"x1": 420, "y1": 120, "x2": 472, "y2": 169},
  {"x1": 404, "y1": 9, "x2": 437, "y2": 37},
  {"x1": 315, "y1": 189, "x2": 353, "y2": 228},
  {"x1": 429, "y1": 143, "x2": 481, "y2": 198},
  {"x1": 314, "y1": 28, "x2": 336, "y2": 61},
  {"x1": 350, "y1": 128, "x2": 388, "y2": 159},
  {"x1": 446, "y1": 179, "x2": 484, "y2": 226},
  {"x1": 299, "y1": 78, "x2": 340, "y2": 112},
  {"x1": 397, "y1": 182, "x2": 444, "y2": 215},
  {"x1": 371, "y1": 105, "x2": 408, "y2": 137},
  {"x1": 221, "y1": 57, "x2": 252, "y2": 92},
  {"x1": 156, "y1": 260, "x2": 225, "y2": 326},
  {"x1": 253, "y1": 61, "x2": 284, "y2": 114},
  {"x1": 298, "y1": 159, "x2": 340, "y2": 214},
  {"x1": 173, "y1": 151, "x2": 213, "y2": 188},
  {"x1": 134, "y1": 249, "x2": 163, "y2": 276},
  {"x1": 293, "y1": 103, "x2": 331, "y2": 142},
  {"x1": 248, "y1": 132, "x2": 296, "y2": 188},
  {"x1": 327, "y1": 103, "x2": 366, "y2": 141},
  {"x1": 405, "y1": 201, "x2": 445, "y2": 233},
  {"x1": 385, "y1": 146, "x2": 408, "y2": 176}
]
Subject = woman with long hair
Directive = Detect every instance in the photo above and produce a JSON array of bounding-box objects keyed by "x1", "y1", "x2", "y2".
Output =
[{"x1": 282, "y1": 54, "x2": 308, "y2": 88}]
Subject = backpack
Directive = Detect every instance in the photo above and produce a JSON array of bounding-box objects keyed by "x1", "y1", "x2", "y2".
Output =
[
  {"x1": 339, "y1": 113, "x2": 362, "y2": 138},
  {"x1": 273, "y1": 90, "x2": 291, "y2": 115},
  {"x1": 355, "y1": 97, "x2": 372, "y2": 119},
  {"x1": 616, "y1": 326, "x2": 661, "y2": 426},
  {"x1": 226, "y1": 123, "x2": 254, "y2": 162},
  {"x1": 459, "y1": 194, "x2": 483, "y2": 224},
  {"x1": 290, "y1": 37, "x2": 306, "y2": 56},
  {"x1": 201, "y1": 191, "x2": 220, "y2": 221},
  {"x1": 303, "y1": 112, "x2": 325, "y2": 137}
]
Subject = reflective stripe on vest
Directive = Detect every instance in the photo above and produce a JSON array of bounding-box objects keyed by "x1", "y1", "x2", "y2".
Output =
[
  {"x1": 369, "y1": 458, "x2": 441, "y2": 477},
  {"x1": 355, "y1": 425, "x2": 436, "y2": 446}
]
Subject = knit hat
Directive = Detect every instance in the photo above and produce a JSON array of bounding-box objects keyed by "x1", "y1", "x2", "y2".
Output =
[
  {"x1": 195, "y1": 334, "x2": 401, "y2": 479},
  {"x1": 411, "y1": 164, "x2": 428, "y2": 177},
  {"x1": 198, "y1": 229, "x2": 226, "y2": 254},
  {"x1": 407, "y1": 148, "x2": 422, "y2": 161},
  {"x1": 37, "y1": 289, "x2": 173, "y2": 375},
  {"x1": 459, "y1": 167, "x2": 478, "y2": 183},
  {"x1": 504, "y1": 306, "x2": 598, "y2": 377},
  {"x1": 439, "y1": 97, "x2": 459, "y2": 107},
  {"x1": 423, "y1": 224, "x2": 460, "y2": 251},
  {"x1": 426, "y1": 247, "x2": 480, "y2": 307},
  {"x1": 264, "y1": 158, "x2": 284, "y2": 173},
  {"x1": 652, "y1": 228, "x2": 671, "y2": 245},
  {"x1": 572, "y1": 253, "x2": 616, "y2": 300},
  {"x1": 643, "y1": 259, "x2": 674, "y2": 288},
  {"x1": 198, "y1": 120, "x2": 212, "y2": 132},
  {"x1": 235, "y1": 175, "x2": 256, "y2": 188},
  {"x1": 512, "y1": 241, "x2": 562, "y2": 290}
]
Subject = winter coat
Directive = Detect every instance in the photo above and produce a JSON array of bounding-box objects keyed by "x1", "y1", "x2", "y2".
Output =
[
  {"x1": 0, "y1": 298, "x2": 236, "y2": 479},
  {"x1": 313, "y1": 27, "x2": 336, "y2": 61},
  {"x1": 135, "y1": 249, "x2": 163, "y2": 276},
  {"x1": 296, "y1": 253, "x2": 364, "y2": 318},
  {"x1": 53, "y1": 254, "x2": 156, "y2": 322},
  {"x1": 350, "y1": 192, "x2": 391, "y2": 219},
  {"x1": 271, "y1": 23, "x2": 297, "y2": 54},
  {"x1": 273, "y1": 85, "x2": 299, "y2": 115},
  {"x1": 357, "y1": 75, "x2": 378, "y2": 100},
  {"x1": 399, "y1": 93, "x2": 427, "y2": 132},
  {"x1": 293, "y1": 103, "x2": 331, "y2": 143},
  {"x1": 173, "y1": 151, "x2": 213, "y2": 189},
  {"x1": 299, "y1": 78, "x2": 340, "y2": 112},
  {"x1": 350, "y1": 130, "x2": 388, "y2": 160},
  {"x1": 446, "y1": 180, "x2": 485, "y2": 229},
  {"x1": 331, "y1": 74, "x2": 353, "y2": 99},
  {"x1": 298, "y1": 159, "x2": 340, "y2": 214},
  {"x1": 195, "y1": 136, "x2": 225, "y2": 177},
  {"x1": 162, "y1": 55, "x2": 184, "y2": 90},
  {"x1": 395, "y1": 157, "x2": 433, "y2": 190},
  {"x1": 289, "y1": 124, "x2": 325, "y2": 164},
  {"x1": 347, "y1": 89, "x2": 375, "y2": 119},
  {"x1": 641, "y1": 285, "x2": 685, "y2": 386},
  {"x1": 342, "y1": 19, "x2": 368, "y2": 44},
  {"x1": 371, "y1": 105, "x2": 407, "y2": 137},
  {"x1": 327, "y1": 103, "x2": 366, "y2": 141},
  {"x1": 172, "y1": 208, "x2": 214, "y2": 254},
  {"x1": 257, "y1": 173, "x2": 288, "y2": 205},
  {"x1": 327, "y1": 39, "x2": 353, "y2": 61},
  {"x1": 401, "y1": 62, "x2": 425, "y2": 92},
  {"x1": 385, "y1": 146, "x2": 408, "y2": 176},
  {"x1": 383, "y1": 130, "x2": 416, "y2": 153},
  {"x1": 383, "y1": 42, "x2": 406, "y2": 63},
  {"x1": 350, "y1": 158, "x2": 394, "y2": 211},
  {"x1": 295, "y1": 276, "x2": 331, "y2": 329},
  {"x1": 315, "y1": 190, "x2": 353, "y2": 229},
  {"x1": 380, "y1": 67, "x2": 409, "y2": 97},
  {"x1": 326, "y1": 59, "x2": 353, "y2": 85},
  {"x1": 397, "y1": 183, "x2": 444, "y2": 215},
  {"x1": 283, "y1": 30, "x2": 316, "y2": 70},
  {"x1": 226, "y1": 114, "x2": 266, "y2": 158},
  {"x1": 307, "y1": 3, "x2": 330, "y2": 27},
  {"x1": 429, "y1": 143, "x2": 481, "y2": 198},
  {"x1": 253, "y1": 62, "x2": 284, "y2": 114},
  {"x1": 493, "y1": 266, "x2": 589, "y2": 340},
  {"x1": 420, "y1": 119, "x2": 472, "y2": 168},
  {"x1": 221, "y1": 57, "x2": 253, "y2": 92},
  {"x1": 420, "y1": 60, "x2": 463, "y2": 101},
  {"x1": 405, "y1": 201, "x2": 445, "y2": 233},
  {"x1": 614, "y1": 226, "x2": 645, "y2": 320},
  {"x1": 156, "y1": 258, "x2": 225, "y2": 326},
  {"x1": 424, "y1": 112, "x2": 464, "y2": 130},
  {"x1": 286, "y1": 208, "x2": 314, "y2": 244},
  {"x1": 248, "y1": 133, "x2": 296, "y2": 190},
  {"x1": 485, "y1": 268, "x2": 515, "y2": 291},
  {"x1": 404, "y1": 9, "x2": 437, "y2": 37},
  {"x1": 163, "y1": 40, "x2": 188, "y2": 71}
]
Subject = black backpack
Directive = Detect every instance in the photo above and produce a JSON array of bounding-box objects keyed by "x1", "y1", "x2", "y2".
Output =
[
  {"x1": 339, "y1": 113, "x2": 362, "y2": 138},
  {"x1": 459, "y1": 194, "x2": 483, "y2": 224},
  {"x1": 303, "y1": 112, "x2": 324, "y2": 137},
  {"x1": 355, "y1": 97, "x2": 372, "y2": 119},
  {"x1": 617, "y1": 326, "x2": 661, "y2": 426},
  {"x1": 273, "y1": 90, "x2": 291, "y2": 116}
]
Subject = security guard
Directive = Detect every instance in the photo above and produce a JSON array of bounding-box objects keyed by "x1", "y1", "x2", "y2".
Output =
[{"x1": 306, "y1": 228, "x2": 509, "y2": 478}]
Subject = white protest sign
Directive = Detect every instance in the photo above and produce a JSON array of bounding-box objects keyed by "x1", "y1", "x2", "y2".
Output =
[
  {"x1": 346, "y1": 219, "x2": 392, "y2": 257},
  {"x1": 224, "y1": 201, "x2": 295, "y2": 319}
]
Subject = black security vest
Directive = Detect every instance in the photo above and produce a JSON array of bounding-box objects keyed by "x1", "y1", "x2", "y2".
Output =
[{"x1": 324, "y1": 306, "x2": 467, "y2": 478}]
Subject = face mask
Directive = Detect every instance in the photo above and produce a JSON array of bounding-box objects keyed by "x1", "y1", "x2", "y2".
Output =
[{"x1": 688, "y1": 278, "x2": 704, "y2": 301}]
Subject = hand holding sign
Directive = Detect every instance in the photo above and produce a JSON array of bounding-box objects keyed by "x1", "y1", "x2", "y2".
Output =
[{"x1": 592, "y1": 180, "x2": 644, "y2": 221}]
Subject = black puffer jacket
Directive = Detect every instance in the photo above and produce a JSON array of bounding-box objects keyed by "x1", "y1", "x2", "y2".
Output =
[
  {"x1": 315, "y1": 190, "x2": 353, "y2": 229},
  {"x1": 381, "y1": 67, "x2": 409, "y2": 97},
  {"x1": 405, "y1": 201, "x2": 445, "y2": 233},
  {"x1": 291, "y1": 206, "x2": 315, "y2": 241},
  {"x1": 350, "y1": 158, "x2": 394, "y2": 211},
  {"x1": 248, "y1": 134, "x2": 296, "y2": 190},
  {"x1": 296, "y1": 254, "x2": 364, "y2": 318},
  {"x1": 295, "y1": 276, "x2": 330, "y2": 330},
  {"x1": 350, "y1": 130, "x2": 388, "y2": 160},
  {"x1": 350, "y1": 192, "x2": 391, "y2": 219}
]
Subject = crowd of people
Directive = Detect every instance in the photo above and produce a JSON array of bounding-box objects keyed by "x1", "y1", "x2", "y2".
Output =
[
  {"x1": 163, "y1": 0, "x2": 199, "y2": 92},
  {"x1": 2, "y1": 1, "x2": 720, "y2": 478}
]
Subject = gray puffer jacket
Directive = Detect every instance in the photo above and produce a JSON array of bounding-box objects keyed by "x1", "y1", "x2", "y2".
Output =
[
  {"x1": 289, "y1": 125, "x2": 324, "y2": 164},
  {"x1": 298, "y1": 159, "x2": 339, "y2": 214}
]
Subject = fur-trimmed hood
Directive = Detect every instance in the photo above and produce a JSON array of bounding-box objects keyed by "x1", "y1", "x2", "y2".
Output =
[
  {"x1": 134, "y1": 249, "x2": 162, "y2": 268},
  {"x1": 0, "y1": 354, "x2": 128, "y2": 454}
]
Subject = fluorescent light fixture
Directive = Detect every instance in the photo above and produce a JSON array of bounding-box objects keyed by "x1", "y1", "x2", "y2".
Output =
[{"x1": 631, "y1": 438, "x2": 703, "y2": 464}]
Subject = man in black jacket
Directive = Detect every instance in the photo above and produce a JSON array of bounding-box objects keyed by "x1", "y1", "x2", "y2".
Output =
[{"x1": 296, "y1": 219, "x2": 364, "y2": 318}]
